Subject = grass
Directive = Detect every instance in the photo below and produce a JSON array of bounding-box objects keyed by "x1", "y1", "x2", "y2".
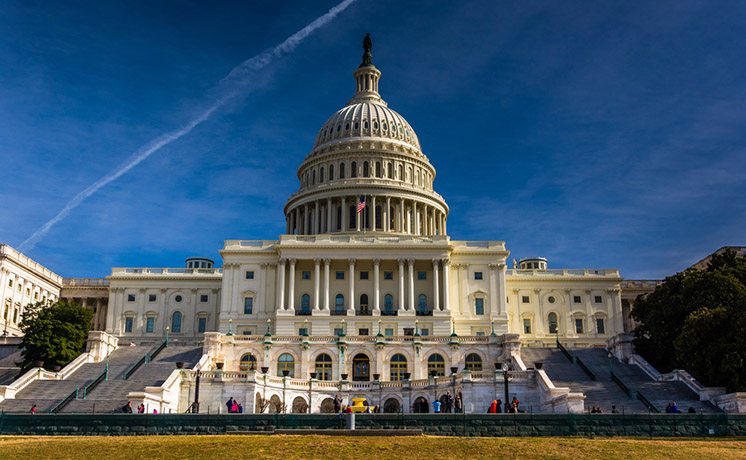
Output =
[{"x1": 0, "y1": 435, "x2": 744, "y2": 460}]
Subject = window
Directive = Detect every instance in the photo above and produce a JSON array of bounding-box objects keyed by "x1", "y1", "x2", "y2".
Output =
[
  {"x1": 298, "y1": 327, "x2": 308, "y2": 336},
  {"x1": 240, "y1": 354, "x2": 257, "y2": 372},
  {"x1": 548, "y1": 312, "x2": 558, "y2": 334},
  {"x1": 200, "y1": 294, "x2": 208, "y2": 303},
  {"x1": 319, "y1": 166, "x2": 324, "y2": 182},
  {"x1": 315, "y1": 354, "x2": 332, "y2": 380},
  {"x1": 417, "y1": 271, "x2": 426, "y2": 280},
  {"x1": 360, "y1": 271, "x2": 369, "y2": 280},
  {"x1": 573, "y1": 295, "x2": 581, "y2": 304},
  {"x1": 390, "y1": 354, "x2": 407, "y2": 381},
  {"x1": 594, "y1": 295, "x2": 603, "y2": 303},
  {"x1": 403, "y1": 327, "x2": 414, "y2": 336},
  {"x1": 334, "y1": 294, "x2": 344, "y2": 313},
  {"x1": 246, "y1": 271, "x2": 254, "y2": 279},
  {"x1": 302, "y1": 271, "x2": 311, "y2": 280},
  {"x1": 596, "y1": 318, "x2": 605, "y2": 334},
  {"x1": 124, "y1": 317, "x2": 134, "y2": 333},
  {"x1": 127, "y1": 294, "x2": 136, "y2": 302},
  {"x1": 353, "y1": 353, "x2": 370, "y2": 381},
  {"x1": 359, "y1": 294, "x2": 369, "y2": 313},
  {"x1": 171, "y1": 311, "x2": 182, "y2": 333},
  {"x1": 145, "y1": 317, "x2": 155, "y2": 333},
  {"x1": 244, "y1": 297, "x2": 254, "y2": 314},
  {"x1": 339, "y1": 163, "x2": 345, "y2": 179},
  {"x1": 476, "y1": 331, "x2": 485, "y2": 337},
  {"x1": 384, "y1": 271, "x2": 393, "y2": 280},
  {"x1": 198, "y1": 317, "x2": 207, "y2": 333},
  {"x1": 363, "y1": 161, "x2": 369, "y2": 177},
  {"x1": 383, "y1": 294, "x2": 394, "y2": 314},
  {"x1": 300, "y1": 294, "x2": 311, "y2": 314},
  {"x1": 428, "y1": 354, "x2": 445, "y2": 377},
  {"x1": 277, "y1": 353, "x2": 295, "y2": 377},
  {"x1": 474, "y1": 272, "x2": 483, "y2": 280},
  {"x1": 329, "y1": 164, "x2": 334, "y2": 180},
  {"x1": 359, "y1": 328, "x2": 369, "y2": 336},
  {"x1": 334, "y1": 327, "x2": 344, "y2": 336},
  {"x1": 148, "y1": 294, "x2": 157, "y2": 302},
  {"x1": 34, "y1": 292, "x2": 38, "y2": 300},
  {"x1": 548, "y1": 296, "x2": 555, "y2": 303},
  {"x1": 420, "y1": 328, "x2": 430, "y2": 336},
  {"x1": 523, "y1": 318, "x2": 532, "y2": 334},
  {"x1": 7, "y1": 280, "x2": 11, "y2": 288},
  {"x1": 384, "y1": 328, "x2": 394, "y2": 337},
  {"x1": 475, "y1": 298, "x2": 484, "y2": 315},
  {"x1": 336, "y1": 271, "x2": 345, "y2": 280},
  {"x1": 465, "y1": 353, "x2": 483, "y2": 372},
  {"x1": 575, "y1": 318, "x2": 584, "y2": 334},
  {"x1": 351, "y1": 161, "x2": 357, "y2": 177},
  {"x1": 175, "y1": 295, "x2": 182, "y2": 302},
  {"x1": 242, "y1": 329, "x2": 255, "y2": 336},
  {"x1": 521, "y1": 296, "x2": 530, "y2": 303}
]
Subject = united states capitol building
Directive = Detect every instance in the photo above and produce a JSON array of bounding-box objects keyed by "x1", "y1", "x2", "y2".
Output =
[{"x1": 1, "y1": 37, "x2": 740, "y2": 415}]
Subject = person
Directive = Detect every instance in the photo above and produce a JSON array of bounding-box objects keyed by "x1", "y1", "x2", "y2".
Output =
[
  {"x1": 611, "y1": 405, "x2": 619, "y2": 414},
  {"x1": 333, "y1": 394, "x2": 342, "y2": 413},
  {"x1": 153, "y1": 409, "x2": 158, "y2": 414},
  {"x1": 226, "y1": 397, "x2": 234, "y2": 413},
  {"x1": 511, "y1": 396, "x2": 520, "y2": 413},
  {"x1": 231, "y1": 400, "x2": 239, "y2": 413},
  {"x1": 496, "y1": 399, "x2": 502, "y2": 414},
  {"x1": 137, "y1": 403, "x2": 145, "y2": 414},
  {"x1": 670, "y1": 401, "x2": 680, "y2": 413},
  {"x1": 488, "y1": 400, "x2": 497, "y2": 414},
  {"x1": 454, "y1": 393, "x2": 462, "y2": 413},
  {"x1": 444, "y1": 391, "x2": 453, "y2": 413},
  {"x1": 237, "y1": 403, "x2": 243, "y2": 414},
  {"x1": 122, "y1": 401, "x2": 133, "y2": 413},
  {"x1": 432, "y1": 399, "x2": 441, "y2": 413},
  {"x1": 688, "y1": 406, "x2": 696, "y2": 414},
  {"x1": 30, "y1": 404, "x2": 37, "y2": 415}
]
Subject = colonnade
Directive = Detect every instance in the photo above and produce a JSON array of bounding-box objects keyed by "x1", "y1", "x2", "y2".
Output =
[{"x1": 286, "y1": 195, "x2": 447, "y2": 236}]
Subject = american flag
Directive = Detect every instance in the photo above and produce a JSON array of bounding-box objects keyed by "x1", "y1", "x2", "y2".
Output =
[{"x1": 357, "y1": 196, "x2": 366, "y2": 214}]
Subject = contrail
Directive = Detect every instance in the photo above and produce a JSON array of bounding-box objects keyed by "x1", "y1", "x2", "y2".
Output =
[{"x1": 18, "y1": 0, "x2": 357, "y2": 252}]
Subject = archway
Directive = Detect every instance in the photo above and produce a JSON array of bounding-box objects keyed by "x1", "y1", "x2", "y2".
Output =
[
  {"x1": 352, "y1": 353, "x2": 370, "y2": 381},
  {"x1": 413, "y1": 396, "x2": 429, "y2": 413},
  {"x1": 383, "y1": 398, "x2": 401, "y2": 413},
  {"x1": 292, "y1": 396, "x2": 308, "y2": 414},
  {"x1": 269, "y1": 395, "x2": 282, "y2": 414},
  {"x1": 319, "y1": 397, "x2": 336, "y2": 413}
]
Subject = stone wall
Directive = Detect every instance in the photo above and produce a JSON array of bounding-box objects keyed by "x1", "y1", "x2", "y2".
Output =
[{"x1": 1, "y1": 413, "x2": 744, "y2": 437}]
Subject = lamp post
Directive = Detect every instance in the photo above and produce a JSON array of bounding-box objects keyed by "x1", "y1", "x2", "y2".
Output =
[
  {"x1": 260, "y1": 366, "x2": 269, "y2": 413},
  {"x1": 450, "y1": 366, "x2": 458, "y2": 413},
  {"x1": 607, "y1": 350, "x2": 613, "y2": 377},
  {"x1": 282, "y1": 369, "x2": 290, "y2": 414},
  {"x1": 227, "y1": 318, "x2": 233, "y2": 336},
  {"x1": 303, "y1": 319, "x2": 309, "y2": 336},
  {"x1": 193, "y1": 369, "x2": 201, "y2": 414},
  {"x1": 165, "y1": 326, "x2": 170, "y2": 347},
  {"x1": 501, "y1": 362, "x2": 510, "y2": 413}
]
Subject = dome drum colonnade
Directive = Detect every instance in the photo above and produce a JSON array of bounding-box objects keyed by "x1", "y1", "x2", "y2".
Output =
[{"x1": 284, "y1": 34, "x2": 448, "y2": 237}]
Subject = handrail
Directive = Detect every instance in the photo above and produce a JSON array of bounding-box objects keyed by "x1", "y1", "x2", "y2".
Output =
[
  {"x1": 637, "y1": 391, "x2": 660, "y2": 413},
  {"x1": 610, "y1": 371, "x2": 632, "y2": 397},
  {"x1": 122, "y1": 339, "x2": 167, "y2": 380},
  {"x1": 81, "y1": 369, "x2": 108, "y2": 399},
  {"x1": 575, "y1": 357, "x2": 596, "y2": 381},
  {"x1": 556, "y1": 338, "x2": 573, "y2": 363},
  {"x1": 49, "y1": 386, "x2": 78, "y2": 414}
]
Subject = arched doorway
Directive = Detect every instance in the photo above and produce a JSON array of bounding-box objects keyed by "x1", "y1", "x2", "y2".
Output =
[
  {"x1": 269, "y1": 395, "x2": 282, "y2": 414},
  {"x1": 319, "y1": 398, "x2": 335, "y2": 413},
  {"x1": 413, "y1": 396, "x2": 429, "y2": 413},
  {"x1": 292, "y1": 396, "x2": 308, "y2": 414},
  {"x1": 315, "y1": 353, "x2": 333, "y2": 381},
  {"x1": 383, "y1": 398, "x2": 401, "y2": 413},
  {"x1": 352, "y1": 353, "x2": 370, "y2": 381}
]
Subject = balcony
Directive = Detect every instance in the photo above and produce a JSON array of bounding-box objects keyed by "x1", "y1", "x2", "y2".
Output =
[
  {"x1": 416, "y1": 306, "x2": 433, "y2": 316},
  {"x1": 381, "y1": 309, "x2": 398, "y2": 316},
  {"x1": 295, "y1": 309, "x2": 312, "y2": 316},
  {"x1": 331, "y1": 309, "x2": 347, "y2": 316},
  {"x1": 356, "y1": 307, "x2": 372, "y2": 316}
]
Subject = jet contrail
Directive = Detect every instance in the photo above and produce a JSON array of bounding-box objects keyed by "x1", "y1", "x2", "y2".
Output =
[{"x1": 18, "y1": 0, "x2": 357, "y2": 252}]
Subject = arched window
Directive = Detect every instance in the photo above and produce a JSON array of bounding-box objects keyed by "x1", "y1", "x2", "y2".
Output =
[
  {"x1": 417, "y1": 294, "x2": 428, "y2": 315},
  {"x1": 336, "y1": 205, "x2": 342, "y2": 231},
  {"x1": 349, "y1": 205, "x2": 356, "y2": 229},
  {"x1": 465, "y1": 353, "x2": 483, "y2": 372},
  {"x1": 339, "y1": 162, "x2": 345, "y2": 179},
  {"x1": 375, "y1": 162, "x2": 381, "y2": 177},
  {"x1": 384, "y1": 294, "x2": 394, "y2": 314},
  {"x1": 319, "y1": 166, "x2": 324, "y2": 182},
  {"x1": 375, "y1": 205, "x2": 382, "y2": 230},
  {"x1": 352, "y1": 353, "x2": 370, "y2": 381},
  {"x1": 301, "y1": 294, "x2": 311, "y2": 314},
  {"x1": 311, "y1": 169, "x2": 316, "y2": 185},
  {"x1": 363, "y1": 161, "x2": 369, "y2": 177},
  {"x1": 428, "y1": 353, "x2": 445, "y2": 377},
  {"x1": 398, "y1": 164, "x2": 403, "y2": 181},
  {"x1": 390, "y1": 354, "x2": 407, "y2": 381},
  {"x1": 548, "y1": 312, "x2": 558, "y2": 334},
  {"x1": 329, "y1": 164, "x2": 334, "y2": 180},
  {"x1": 315, "y1": 353, "x2": 332, "y2": 380},
  {"x1": 335, "y1": 294, "x2": 345, "y2": 313},
  {"x1": 239, "y1": 353, "x2": 257, "y2": 372},
  {"x1": 171, "y1": 311, "x2": 182, "y2": 333},
  {"x1": 387, "y1": 163, "x2": 393, "y2": 178},
  {"x1": 351, "y1": 161, "x2": 357, "y2": 178},
  {"x1": 359, "y1": 294, "x2": 369, "y2": 314},
  {"x1": 278, "y1": 353, "x2": 295, "y2": 377}
]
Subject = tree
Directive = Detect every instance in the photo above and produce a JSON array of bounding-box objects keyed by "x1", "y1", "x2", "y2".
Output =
[
  {"x1": 18, "y1": 300, "x2": 93, "y2": 372},
  {"x1": 631, "y1": 250, "x2": 746, "y2": 392}
]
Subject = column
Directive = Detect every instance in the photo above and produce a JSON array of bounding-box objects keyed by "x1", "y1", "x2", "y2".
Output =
[
  {"x1": 497, "y1": 264, "x2": 507, "y2": 317},
  {"x1": 414, "y1": 203, "x2": 420, "y2": 235},
  {"x1": 314, "y1": 202, "x2": 320, "y2": 234},
  {"x1": 432, "y1": 259, "x2": 440, "y2": 311},
  {"x1": 535, "y1": 288, "x2": 545, "y2": 335},
  {"x1": 373, "y1": 259, "x2": 381, "y2": 314},
  {"x1": 385, "y1": 197, "x2": 391, "y2": 232},
  {"x1": 356, "y1": 201, "x2": 361, "y2": 231},
  {"x1": 400, "y1": 198, "x2": 406, "y2": 233},
  {"x1": 313, "y1": 258, "x2": 321, "y2": 311},
  {"x1": 348, "y1": 258, "x2": 356, "y2": 314},
  {"x1": 288, "y1": 259, "x2": 296, "y2": 311},
  {"x1": 326, "y1": 198, "x2": 332, "y2": 233},
  {"x1": 342, "y1": 197, "x2": 348, "y2": 231},
  {"x1": 278, "y1": 259, "x2": 286, "y2": 310},
  {"x1": 458, "y1": 264, "x2": 468, "y2": 315},
  {"x1": 323, "y1": 259, "x2": 331, "y2": 310},
  {"x1": 488, "y1": 264, "x2": 498, "y2": 317},
  {"x1": 371, "y1": 195, "x2": 376, "y2": 230},
  {"x1": 231, "y1": 264, "x2": 241, "y2": 315},
  {"x1": 407, "y1": 259, "x2": 415, "y2": 311},
  {"x1": 442, "y1": 259, "x2": 451, "y2": 311},
  {"x1": 398, "y1": 259, "x2": 405, "y2": 313}
]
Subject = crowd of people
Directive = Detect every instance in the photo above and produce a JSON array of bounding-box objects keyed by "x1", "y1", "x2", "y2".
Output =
[
  {"x1": 486, "y1": 396, "x2": 522, "y2": 413},
  {"x1": 225, "y1": 397, "x2": 244, "y2": 413}
]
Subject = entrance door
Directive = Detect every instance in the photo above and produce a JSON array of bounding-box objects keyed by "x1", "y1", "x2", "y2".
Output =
[{"x1": 352, "y1": 354, "x2": 370, "y2": 381}]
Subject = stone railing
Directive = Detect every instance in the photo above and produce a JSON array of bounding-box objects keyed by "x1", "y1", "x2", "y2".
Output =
[
  {"x1": 110, "y1": 267, "x2": 223, "y2": 276},
  {"x1": 508, "y1": 268, "x2": 621, "y2": 277},
  {"x1": 63, "y1": 278, "x2": 109, "y2": 287},
  {"x1": 629, "y1": 353, "x2": 726, "y2": 402},
  {"x1": 535, "y1": 369, "x2": 585, "y2": 413},
  {"x1": 229, "y1": 335, "x2": 492, "y2": 345},
  {"x1": 0, "y1": 244, "x2": 63, "y2": 285}
]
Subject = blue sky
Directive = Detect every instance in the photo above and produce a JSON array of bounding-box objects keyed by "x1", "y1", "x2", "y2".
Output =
[{"x1": 1, "y1": 0, "x2": 744, "y2": 279}]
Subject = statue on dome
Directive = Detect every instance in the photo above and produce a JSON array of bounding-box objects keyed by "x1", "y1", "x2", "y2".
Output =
[{"x1": 360, "y1": 33, "x2": 373, "y2": 67}]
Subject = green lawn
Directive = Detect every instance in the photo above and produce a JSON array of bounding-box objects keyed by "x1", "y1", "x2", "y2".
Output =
[{"x1": 0, "y1": 435, "x2": 744, "y2": 460}]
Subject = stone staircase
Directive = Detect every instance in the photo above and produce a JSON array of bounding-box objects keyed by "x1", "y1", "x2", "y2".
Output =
[
  {"x1": 0, "y1": 345, "x2": 23, "y2": 385},
  {"x1": 0, "y1": 346, "x2": 144, "y2": 413},
  {"x1": 572, "y1": 348, "x2": 720, "y2": 413},
  {"x1": 60, "y1": 345, "x2": 203, "y2": 413},
  {"x1": 521, "y1": 347, "x2": 648, "y2": 413}
]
